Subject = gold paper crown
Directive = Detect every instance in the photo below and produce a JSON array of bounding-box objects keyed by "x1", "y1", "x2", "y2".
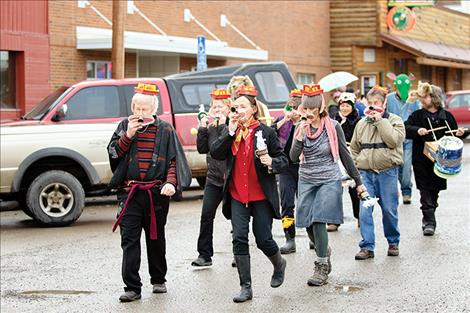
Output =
[
  {"x1": 289, "y1": 89, "x2": 302, "y2": 98},
  {"x1": 134, "y1": 83, "x2": 160, "y2": 95},
  {"x1": 237, "y1": 85, "x2": 258, "y2": 97},
  {"x1": 210, "y1": 88, "x2": 231, "y2": 99},
  {"x1": 302, "y1": 84, "x2": 323, "y2": 96}
]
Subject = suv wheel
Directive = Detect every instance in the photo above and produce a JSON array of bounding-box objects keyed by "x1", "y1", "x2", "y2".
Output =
[
  {"x1": 26, "y1": 170, "x2": 85, "y2": 226},
  {"x1": 18, "y1": 194, "x2": 34, "y2": 218}
]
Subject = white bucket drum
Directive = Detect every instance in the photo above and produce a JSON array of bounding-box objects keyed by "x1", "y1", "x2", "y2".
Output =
[{"x1": 434, "y1": 136, "x2": 464, "y2": 179}]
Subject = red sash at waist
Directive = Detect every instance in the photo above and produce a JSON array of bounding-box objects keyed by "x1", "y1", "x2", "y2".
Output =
[{"x1": 112, "y1": 180, "x2": 162, "y2": 240}]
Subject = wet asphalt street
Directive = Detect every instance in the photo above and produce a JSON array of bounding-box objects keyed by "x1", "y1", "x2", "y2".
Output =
[{"x1": 1, "y1": 141, "x2": 470, "y2": 313}]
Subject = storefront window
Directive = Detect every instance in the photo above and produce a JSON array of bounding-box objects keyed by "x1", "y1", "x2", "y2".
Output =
[
  {"x1": 0, "y1": 51, "x2": 17, "y2": 109},
  {"x1": 86, "y1": 61, "x2": 112, "y2": 79},
  {"x1": 297, "y1": 73, "x2": 316, "y2": 88}
]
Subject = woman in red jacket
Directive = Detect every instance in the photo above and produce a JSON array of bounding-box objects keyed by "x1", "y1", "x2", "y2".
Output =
[{"x1": 210, "y1": 85, "x2": 288, "y2": 303}]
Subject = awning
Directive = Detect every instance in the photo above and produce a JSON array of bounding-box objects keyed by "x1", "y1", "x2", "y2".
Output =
[
  {"x1": 381, "y1": 33, "x2": 470, "y2": 69},
  {"x1": 76, "y1": 26, "x2": 268, "y2": 61}
]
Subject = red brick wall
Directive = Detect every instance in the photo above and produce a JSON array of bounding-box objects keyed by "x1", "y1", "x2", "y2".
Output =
[
  {"x1": 48, "y1": 1, "x2": 330, "y2": 89},
  {"x1": 0, "y1": 0, "x2": 49, "y2": 120}
]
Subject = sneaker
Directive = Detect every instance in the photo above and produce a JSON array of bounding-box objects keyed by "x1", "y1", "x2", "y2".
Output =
[
  {"x1": 307, "y1": 261, "x2": 329, "y2": 286},
  {"x1": 326, "y1": 224, "x2": 339, "y2": 232},
  {"x1": 403, "y1": 195, "x2": 411, "y2": 205},
  {"x1": 387, "y1": 245, "x2": 399, "y2": 256},
  {"x1": 119, "y1": 290, "x2": 141, "y2": 302},
  {"x1": 191, "y1": 257, "x2": 212, "y2": 267},
  {"x1": 423, "y1": 226, "x2": 435, "y2": 236},
  {"x1": 355, "y1": 249, "x2": 374, "y2": 260},
  {"x1": 152, "y1": 283, "x2": 167, "y2": 294}
]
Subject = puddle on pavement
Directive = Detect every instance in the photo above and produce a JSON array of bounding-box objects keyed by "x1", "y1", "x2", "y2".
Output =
[
  {"x1": 20, "y1": 290, "x2": 95, "y2": 296},
  {"x1": 334, "y1": 285, "x2": 363, "y2": 293}
]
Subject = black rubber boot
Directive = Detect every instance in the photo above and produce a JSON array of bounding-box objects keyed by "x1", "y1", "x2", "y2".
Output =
[
  {"x1": 268, "y1": 251, "x2": 287, "y2": 288},
  {"x1": 422, "y1": 209, "x2": 436, "y2": 236},
  {"x1": 306, "y1": 226, "x2": 316, "y2": 250},
  {"x1": 280, "y1": 227, "x2": 296, "y2": 254},
  {"x1": 233, "y1": 255, "x2": 252, "y2": 303}
]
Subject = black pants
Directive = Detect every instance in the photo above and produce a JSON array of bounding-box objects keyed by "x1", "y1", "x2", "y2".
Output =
[
  {"x1": 279, "y1": 164, "x2": 299, "y2": 236},
  {"x1": 119, "y1": 190, "x2": 169, "y2": 293},
  {"x1": 348, "y1": 186, "x2": 360, "y2": 220},
  {"x1": 419, "y1": 189, "x2": 439, "y2": 227},
  {"x1": 196, "y1": 182, "x2": 224, "y2": 260},
  {"x1": 279, "y1": 163, "x2": 299, "y2": 218},
  {"x1": 231, "y1": 198, "x2": 279, "y2": 257}
]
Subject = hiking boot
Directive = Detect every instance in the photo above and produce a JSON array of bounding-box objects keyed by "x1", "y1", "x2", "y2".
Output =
[
  {"x1": 355, "y1": 249, "x2": 374, "y2": 260},
  {"x1": 423, "y1": 225, "x2": 435, "y2": 236},
  {"x1": 233, "y1": 255, "x2": 253, "y2": 303},
  {"x1": 387, "y1": 245, "x2": 399, "y2": 256},
  {"x1": 307, "y1": 261, "x2": 329, "y2": 286},
  {"x1": 152, "y1": 283, "x2": 167, "y2": 294},
  {"x1": 280, "y1": 232, "x2": 296, "y2": 254},
  {"x1": 119, "y1": 290, "x2": 141, "y2": 302},
  {"x1": 403, "y1": 195, "x2": 411, "y2": 204},
  {"x1": 191, "y1": 256, "x2": 212, "y2": 267},
  {"x1": 326, "y1": 224, "x2": 339, "y2": 232},
  {"x1": 268, "y1": 251, "x2": 287, "y2": 288}
]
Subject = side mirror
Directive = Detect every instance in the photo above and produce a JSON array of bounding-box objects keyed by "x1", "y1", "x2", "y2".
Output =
[{"x1": 52, "y1": 104, "x2": 68, "y2": 121}]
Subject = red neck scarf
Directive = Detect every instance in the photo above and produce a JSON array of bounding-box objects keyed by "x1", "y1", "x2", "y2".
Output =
[{"x1": 231, "y1": 118, "x2": 260, "y2": 155}]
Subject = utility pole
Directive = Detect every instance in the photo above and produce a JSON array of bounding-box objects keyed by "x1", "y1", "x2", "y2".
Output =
[{"x1": 111, "y1": 0, "x2": 126, "y2": 79}]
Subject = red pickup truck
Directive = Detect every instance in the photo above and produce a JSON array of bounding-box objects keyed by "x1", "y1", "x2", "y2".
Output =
[{"x1": 0, "y1": 62, "x2": 296, "y2": 225}]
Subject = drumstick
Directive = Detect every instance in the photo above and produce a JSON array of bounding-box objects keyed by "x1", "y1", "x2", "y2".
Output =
[
  {"x1": 427, "y1": 126, "x2": 447, "y2": 132},
  {"x1": 445, "y1": 128, "x2": 468, "y2": 134}
]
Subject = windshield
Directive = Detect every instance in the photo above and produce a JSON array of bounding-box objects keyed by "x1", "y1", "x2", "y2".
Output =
[{"x1": 22, "y1": 86, "x2": 73, "y2": 120}]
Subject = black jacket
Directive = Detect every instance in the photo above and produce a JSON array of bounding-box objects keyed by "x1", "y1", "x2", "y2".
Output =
[
  {"x1": 334, "y1": 110, "x2": 359, "y2": 143},
  {"x1": 197, "y1": 124, "x2": 228, "y2": 187},
  {"x1": 210, "y1": 123, "x2": 288, "y2": 220},
  {"x1": 405, "y1": 108, "x2": 459, "y2": 191},
  {"x1": 107, "y1": 118, "x2": 192, "y2": 199}
]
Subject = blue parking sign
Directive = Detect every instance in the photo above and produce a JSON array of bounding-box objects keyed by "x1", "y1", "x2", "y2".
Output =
[{"x1": 197, "y1": 35, "x2": 207, "y2": 72}]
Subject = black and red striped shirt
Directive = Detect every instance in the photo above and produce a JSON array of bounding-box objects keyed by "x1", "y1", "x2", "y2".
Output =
[{"x1": 117, "y1": 125, "x2": 177, "y2": 185}]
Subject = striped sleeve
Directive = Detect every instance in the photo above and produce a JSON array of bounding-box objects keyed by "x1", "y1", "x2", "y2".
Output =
[
  {"x1": 117, "y1": 133, "x2": 132, "y2": 156},
  {"x1": 165, "y1": 160, "x2": 177, "y2": 187}
]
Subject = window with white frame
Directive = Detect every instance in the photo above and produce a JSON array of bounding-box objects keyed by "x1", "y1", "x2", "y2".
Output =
[
  {"x1": 297, "y1": 73, "x2": 316, "y2": 88},
  {"x1": 87, "y1": 61, "x2": 112, "y2": 79}
]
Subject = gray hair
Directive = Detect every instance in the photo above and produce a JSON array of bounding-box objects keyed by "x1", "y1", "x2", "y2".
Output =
[
  {"x1": 131, "y1": 93, "x2": 159, "y2": 114},
  {"x1": 301, "y1": 94, "x2": 323, "y2": 109},
  {"x1": 366, "y1": 88, "x2": 386, "y2": 103}
]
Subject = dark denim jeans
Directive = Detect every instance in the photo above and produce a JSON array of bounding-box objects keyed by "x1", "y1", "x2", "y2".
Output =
[{"x1": 231, "y1": 198, "x2": 279, "y2": 257}]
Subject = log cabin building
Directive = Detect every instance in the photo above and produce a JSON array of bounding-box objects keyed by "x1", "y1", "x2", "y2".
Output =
[{"x1": 330, "y1": 0, "x2": 470, "y2": 95}]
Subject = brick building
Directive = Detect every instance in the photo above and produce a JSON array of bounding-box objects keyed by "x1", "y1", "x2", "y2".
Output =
[
  {"x1": 0, "y1": 0, "x2": 331, "y2": 119},
  {"x1": 0, "y1": 0, "x2": 50, "y2": 120}
]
